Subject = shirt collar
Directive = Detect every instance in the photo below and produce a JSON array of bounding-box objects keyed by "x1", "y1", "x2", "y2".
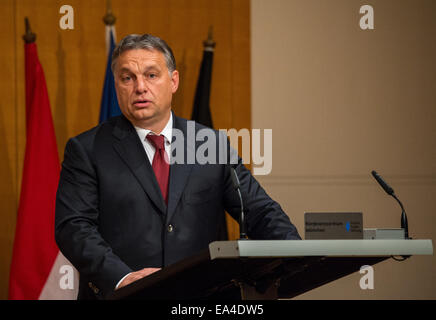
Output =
[{"x1": 134, "y1": 112, "x2": 173, "y2": 145}]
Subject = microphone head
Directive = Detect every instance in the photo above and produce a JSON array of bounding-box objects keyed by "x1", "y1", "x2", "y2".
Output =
[{"x1": 371, "y1": 170, "x2": 394, "y2": 196}]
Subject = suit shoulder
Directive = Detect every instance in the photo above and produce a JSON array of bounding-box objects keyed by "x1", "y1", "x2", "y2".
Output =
[{"x1": 67, "y1": 116, "x2": 120, "y2": 149}]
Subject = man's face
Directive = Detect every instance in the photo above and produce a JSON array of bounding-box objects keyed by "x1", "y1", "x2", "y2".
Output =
[{"x1": 114, "y1": 49, "x2": 179, "y2": 129}]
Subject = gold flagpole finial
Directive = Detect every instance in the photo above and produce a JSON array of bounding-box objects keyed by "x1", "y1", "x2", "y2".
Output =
[
  {"x1": 23, "y1": 17, "x2": 36, "y2": 43},
  {"x1": 203, "y1": 26, "x2": 216, "y2": 50},
  {"x1": 103, "y1": 0, "x2": 116, "y2": 25}
]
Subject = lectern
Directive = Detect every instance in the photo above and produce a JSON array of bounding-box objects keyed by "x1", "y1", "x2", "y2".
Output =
[{"x1": 108, "y1": 239, "x2": 433, "y2": 300}]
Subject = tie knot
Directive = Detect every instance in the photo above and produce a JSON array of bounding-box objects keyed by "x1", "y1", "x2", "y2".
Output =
[{"x1": 146, "y1": 134, "x2": 165, "y2": 150}]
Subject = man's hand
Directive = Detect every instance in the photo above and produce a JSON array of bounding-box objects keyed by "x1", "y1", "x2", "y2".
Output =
[{"x1": 116, "y1": 267, "x2": 161, "y2": 290}]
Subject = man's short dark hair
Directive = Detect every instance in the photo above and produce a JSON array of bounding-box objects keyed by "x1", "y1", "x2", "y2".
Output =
[{"x1": 111, "y1": 34, "x2": 176, "y2": 74}]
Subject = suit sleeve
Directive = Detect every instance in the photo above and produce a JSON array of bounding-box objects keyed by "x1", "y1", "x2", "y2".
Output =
[
  {"x1": 222, "y1": 146, "x2": 301, "y2": 240},
  {"x1": 55, "y1": 137, "x2": 132, "y2": 297}
]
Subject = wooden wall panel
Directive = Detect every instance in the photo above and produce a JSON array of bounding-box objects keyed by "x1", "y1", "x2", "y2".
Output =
[
  {"x1": 0, "y1": 0, "x2": 18, "y2": 301},
  {"x1": 0, "y1": 0, "x2": 250, "y2": 299}
]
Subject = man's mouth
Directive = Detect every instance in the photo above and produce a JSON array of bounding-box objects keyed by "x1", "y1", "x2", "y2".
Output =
[{"x1": 133, "y1": 100, "x2": 151, "y2": 107}]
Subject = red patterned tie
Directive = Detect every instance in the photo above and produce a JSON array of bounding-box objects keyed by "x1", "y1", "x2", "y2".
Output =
[{"x1": 146, "y1": 134, "x2": 169, "y2": 204}]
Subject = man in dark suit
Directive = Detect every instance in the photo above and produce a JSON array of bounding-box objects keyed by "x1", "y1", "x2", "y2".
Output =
[{"x1": 55, "y1": 34, "x2": 300, "y2": 300}]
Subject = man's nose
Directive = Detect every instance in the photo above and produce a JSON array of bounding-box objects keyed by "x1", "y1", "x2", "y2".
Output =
[{"x1": 135, "y1": 77, "x2": 148, "y2": 93}]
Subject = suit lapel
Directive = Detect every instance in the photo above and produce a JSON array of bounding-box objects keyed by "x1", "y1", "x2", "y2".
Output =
[
  {"x1": 112, "y1": 115, "x2": 167, "y2": 216},
  {"x1": 167, "y1": 115, "x2": 193, "y2": 223}
]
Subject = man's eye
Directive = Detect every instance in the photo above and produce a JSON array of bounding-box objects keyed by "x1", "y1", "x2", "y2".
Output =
[
  {"x1": 122, "y1": 76, "x2": 132, "y2": 81},
  {"x1": 148, "y1": 73, "x2": 157, "y2": 79}
]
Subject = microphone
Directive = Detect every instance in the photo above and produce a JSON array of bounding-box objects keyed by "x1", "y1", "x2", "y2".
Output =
[
  {"x1": 371, "y1": 170, "x2": 409, "y2": 239},
  {"x1": 230, "y1": 167, "x2": 247, "y2": 240},
  {"x1": 371, "y1": 170, "x2": 394, "y2": 196}
]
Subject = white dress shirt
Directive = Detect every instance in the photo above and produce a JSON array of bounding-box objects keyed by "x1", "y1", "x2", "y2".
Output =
[
  {"x1": 115, "y1": 112, "x2": 172, "y2": 290},
  {"x1": 134, "y1": 112, "x2": 173, "y2": 165}
]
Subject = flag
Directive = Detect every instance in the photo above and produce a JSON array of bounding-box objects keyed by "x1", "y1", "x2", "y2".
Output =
[
  {"x1": 8, "y1": 40, "x2": 78, "y2": 300},
  {"x1": 99, "y1": 25, "x2": 121, "y2": 122},
  {"x1": 191, "y1": 43, "x2": 214, "y2": 128},
  {"x1": 191, "y1": 34, "x2": 229, "y2": 240}
]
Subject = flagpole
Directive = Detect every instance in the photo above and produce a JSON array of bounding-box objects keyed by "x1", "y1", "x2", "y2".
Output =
[
  {"x1": 103, "y1": 0, "x2": 116, "y2": 26},
  {"x1": 22, "y1": 17, "x2": 36, "y2": 43},
  {"x1": 203, "y1": 26, "x2": 215, "y2": 52},
  {"x1": 103, "y1": 0, "x2": 116, "y2": 55}
]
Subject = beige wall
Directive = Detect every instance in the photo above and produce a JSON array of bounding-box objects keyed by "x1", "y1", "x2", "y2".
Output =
[{"x1": 251, "y1": 0, "x2": 435, "y2": 299}]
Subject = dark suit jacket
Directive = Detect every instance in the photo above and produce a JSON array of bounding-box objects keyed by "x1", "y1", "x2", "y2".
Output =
[{"x1": 55, "y1": 114, "x2": 300, "y2": 299}]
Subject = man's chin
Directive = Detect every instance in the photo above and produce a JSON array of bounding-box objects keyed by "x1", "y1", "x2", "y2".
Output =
[
  {"x1": 132, "y1": 109, "x2": 157, "y2": 121},
  {"x1": 126, "y1": 110, "x2": 165, "y2": 128}
]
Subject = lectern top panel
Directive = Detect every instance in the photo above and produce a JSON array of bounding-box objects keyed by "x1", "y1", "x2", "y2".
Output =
[{"x1": 208, "y1": 239, "x2": 433, "y2": 260}]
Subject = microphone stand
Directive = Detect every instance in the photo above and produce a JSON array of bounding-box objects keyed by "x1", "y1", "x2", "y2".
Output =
[{"x1": 230, "y1": 167, "x2": 247, "y2": 240}]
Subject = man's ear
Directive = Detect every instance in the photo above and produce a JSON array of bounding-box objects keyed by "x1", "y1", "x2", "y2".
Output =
[{"x1": 171, "y1": 70, "x2": 179, "y2": 93}]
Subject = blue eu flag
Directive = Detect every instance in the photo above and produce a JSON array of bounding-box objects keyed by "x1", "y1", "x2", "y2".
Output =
[{"x1": 99, "y1": 29, "x2": 121, "y2": 123}]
